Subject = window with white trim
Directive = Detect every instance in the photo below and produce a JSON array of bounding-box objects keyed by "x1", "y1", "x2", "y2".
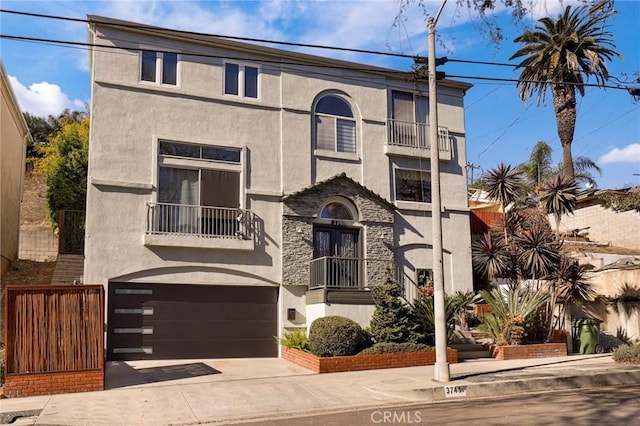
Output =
[
  {"x1": 394, "y1": 168, "x2": 431, "y2": 203},
  {"x1": 224, "y1": 62, "x2": 259, "y2": 99},
  {"x1": 141, "y1": 51, "x2": 178, "y2": 85},
  {"x1": 314, "y1": 95, "x2": 356, "y2": 153}
]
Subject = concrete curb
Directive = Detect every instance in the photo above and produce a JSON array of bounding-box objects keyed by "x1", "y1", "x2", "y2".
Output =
[
  {"x1": 395, "y1": 370, "x2": 640, "y2": 402},
  {"x1": 0, "y1": 409, "x2": 42, "y2": 425}
]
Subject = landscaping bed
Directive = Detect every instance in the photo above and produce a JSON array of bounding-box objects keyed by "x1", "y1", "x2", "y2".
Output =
[
  {"x1": 488, "y1": 343, "x2": 567, "y2": 360},
  {"x1": 282, "y1": 346, "x2": 458, "y2": 373}
]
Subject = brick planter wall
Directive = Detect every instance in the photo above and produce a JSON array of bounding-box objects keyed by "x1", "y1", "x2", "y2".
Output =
[
  {"x1": 489, "y1": 343, "x2": 567, "y2": 360},
  {"x1": 282, "y1": 346, "x2": 458, "y2": 374},
  {"x1": 2, "y1": 370, "x2": 104, "y2": 398}
]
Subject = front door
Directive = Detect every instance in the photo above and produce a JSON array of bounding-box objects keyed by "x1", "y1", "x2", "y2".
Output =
[{"x1": 313, "y1": 226, "x2": 360, "y2": 287}]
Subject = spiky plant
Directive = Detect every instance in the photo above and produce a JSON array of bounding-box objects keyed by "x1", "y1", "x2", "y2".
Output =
[
  {"x1": 539, "y1": 174, "x2": 577, "y2": 240},
  {"x1": 514, "y1": 222, "x2": 561, "y2": 280},
  {"x1": 479, "y1": 287, "x2": 550, "y2": 345},
  {"x1": 483, "y1": 163, "x2": 525, "y2": 210}
]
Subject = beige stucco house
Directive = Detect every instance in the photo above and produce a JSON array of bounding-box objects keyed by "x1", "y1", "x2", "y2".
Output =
[
  {"x1": 1, "y1": 61, "x2": 30, "y2": 277},
  {"x1": 86, "y1": 16, "x2": 474, "y2": 360}
]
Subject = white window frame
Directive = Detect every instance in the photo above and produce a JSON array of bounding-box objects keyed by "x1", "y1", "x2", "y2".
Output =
[
  {"x1": 223, "y1": 61, "x2": 260, "y2": 99},
  {"x1": 153, "y1": 138, "x2": 245, "y2": 209},
  {"x1": 140, "y1": 50, "x2": 180, "y2": 87},
  {"x1": 313, "y1": 94, "x2": 358, "y2": 157},
  {"x1": 393, "y1": 167, "x2": 432, "y2": 205}
]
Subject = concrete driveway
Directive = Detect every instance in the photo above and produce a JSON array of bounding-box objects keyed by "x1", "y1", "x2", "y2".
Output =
[{"x1": 105, "y1": 357, "x2": 315, "y2": 389}]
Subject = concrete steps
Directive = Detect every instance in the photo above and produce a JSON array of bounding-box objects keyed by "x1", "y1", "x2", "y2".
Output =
[
  {"x1": 451, "y1": 329, "x2": 494, "y2": 360},
  {"x1": 51, "y1": 254, "x2": 84, "y2": 285}
]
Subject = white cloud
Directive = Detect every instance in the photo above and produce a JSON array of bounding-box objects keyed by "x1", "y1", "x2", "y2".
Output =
[
  {"x1": 599, "y1": 144, "x2": 640, "y2": 164},
  {"x1": 8, "y1": 76, "x2": 85, "y2": 117}
]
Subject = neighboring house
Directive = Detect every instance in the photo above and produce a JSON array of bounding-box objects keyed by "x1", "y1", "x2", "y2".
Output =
[
  {"x1": 1, "y1": 61, "x2": 31, "y2": 277},
  {"x1": 86, "y1": 16, "x2": 474, "y2": 360},
  {"x1": 549, "y1": 187, "x2": 640, "y2": 250}
]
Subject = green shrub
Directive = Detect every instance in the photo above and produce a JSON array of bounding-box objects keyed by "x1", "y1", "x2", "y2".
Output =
[
  {"x1": 275, "y1": 329, "x2": 309, "y2": 351},
  {"x1": 612, "y1": 343, "x2": 640, "y2": 364},
  {"x1": 358, "y1": 342, "x2": 431, "y2": 355},
  {"x1": 309, "y1": 316, "x2": 369, "y2": 357},
  {"x1": 369, "y1": 277, "x2": 416, "y2": 344}
]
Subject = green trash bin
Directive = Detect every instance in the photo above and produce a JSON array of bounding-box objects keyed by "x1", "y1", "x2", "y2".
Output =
[{"x1": 572, "y1": 318, "x2": 601, "y2": 354}]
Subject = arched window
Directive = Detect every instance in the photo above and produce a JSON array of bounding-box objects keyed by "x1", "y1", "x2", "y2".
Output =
[
  {"x1": 320, "y1": 201, "x2": 354, "y2": 220},
  {"x1": 314, "y1": 95, "x2": 356, "y2": 153}
]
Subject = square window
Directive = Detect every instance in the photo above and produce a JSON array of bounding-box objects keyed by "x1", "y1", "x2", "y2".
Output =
[
  {"x1": 224, "y1": 62, "x2": 259, "y2": 99},
  {"x1": 395, "y1": 169, "x2": 431, "y2": 203},
  {"x1": 140, "y1": 50, "x2": 177, "y2": 86}
]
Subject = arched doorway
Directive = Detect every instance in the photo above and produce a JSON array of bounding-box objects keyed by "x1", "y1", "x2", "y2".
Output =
[{"x1": 311, "y1": 199, "x2": 361, "y2": 288}]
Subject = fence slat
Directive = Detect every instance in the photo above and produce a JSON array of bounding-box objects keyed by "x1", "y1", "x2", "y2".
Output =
[{"x1": 5, "y1": 285, "x2": 104, "y2": 374}]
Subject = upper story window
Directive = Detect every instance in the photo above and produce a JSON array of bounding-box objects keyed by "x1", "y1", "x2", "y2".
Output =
[
  {"x1": 394, "y1": 168, "x2": 431, "y2": 203},
  {"x1": 314, "y1": 95, "x2": 356, "y2": 153},
  {"x1": 224, "y1": 62, "x2": 259, "y2": 99},
  {"x1": 159, "y1": 140, "x2": 241, "y2": 163},
  {"x1": 154, "y1": 140, "x2": 244, "y2": 236},
  {"x1": 141, "y1": 51, "x2": 178, "y2": 86}
]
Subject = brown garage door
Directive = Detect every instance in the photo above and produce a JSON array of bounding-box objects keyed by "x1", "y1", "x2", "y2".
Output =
[{"x1": 107, "y1": 283, "x2": 278, "y2": 360}]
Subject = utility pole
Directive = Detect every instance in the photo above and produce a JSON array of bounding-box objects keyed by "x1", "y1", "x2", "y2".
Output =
[
  {"x1": 428, "y1": 0, "x2": 449, "y2": 382},
  {"x1": 466, "y1": 162, "x2": 480, "y2": 187}
]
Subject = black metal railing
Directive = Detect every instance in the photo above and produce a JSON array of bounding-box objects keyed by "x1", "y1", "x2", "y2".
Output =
[{"x1": 309, "y1": 257, "x2": 404, "y2": 290}]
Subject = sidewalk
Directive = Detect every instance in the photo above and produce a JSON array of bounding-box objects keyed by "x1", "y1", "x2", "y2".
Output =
[{"x1": 1, "y1": 354, "x2": 638, "y2": 425}]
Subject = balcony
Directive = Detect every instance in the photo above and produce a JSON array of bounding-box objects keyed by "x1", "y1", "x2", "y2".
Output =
[
  {"x1": 143, "y1": 202, "x2": 254, "y2": 250},
  {"x1": 386, "y1": 120, "x2": 452, "y2": 161},
  {"x1": 309, "y1": 256, "x2": 405, "y2": 295}
]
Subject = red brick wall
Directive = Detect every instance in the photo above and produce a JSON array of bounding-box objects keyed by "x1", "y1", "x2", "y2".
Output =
[
  {"x1": 3, "y1": 369, "x2": 104, "y2": 398},
  {"x1": 282, "y1": 346, "x2": 458, "y2": 374},
  {"x1": 489, "y1": 343, "x2": 567, "y2": 360}
]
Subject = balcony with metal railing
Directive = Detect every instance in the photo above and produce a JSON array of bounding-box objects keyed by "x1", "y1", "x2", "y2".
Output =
[
  {"x1": 143, "y1": 202, "x2": 255, "y2": 250},
  {"x1": 309, "y1": 256, "x2": 404, "y2": 290},
  {"x1": 385, "y1": 120, "x2": 452, "y2": 161}
]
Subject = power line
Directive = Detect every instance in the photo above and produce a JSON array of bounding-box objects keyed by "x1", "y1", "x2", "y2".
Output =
[
  {"x1": 2, "y1": 33, "x2": 636, "y2": 93},
  {"x1": 0, "y1": 8, "x2": 420, "y2": 61}
]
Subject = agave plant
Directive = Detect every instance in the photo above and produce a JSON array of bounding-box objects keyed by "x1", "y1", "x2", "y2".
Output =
[{"x1": 479, "y1": 287, "x2": 550, "y2": 345}]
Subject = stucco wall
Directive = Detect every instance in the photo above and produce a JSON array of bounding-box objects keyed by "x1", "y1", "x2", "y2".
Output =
[
  {"x1": 87, "y1": 22, "x2": 473, "y2": 338},
  {"x1": 550, "y1": 204, "x2": 640, "y2": 250},
  {"x1": 1, "y1": 64, "x2": 29, "y2": 276}
]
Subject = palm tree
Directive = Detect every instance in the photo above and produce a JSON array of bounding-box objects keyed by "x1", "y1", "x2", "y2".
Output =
[
  {"x1": 539, "y1": 174, "x2": 578, "y2": 240},
  {"x1": 510, "y1": 1, "x2": 621, "y2": 181},
  {"x1": 520, "y1": 141, "x2": 602, "y2": 191},
  {"x1": 522, "y1": 141, "x2": 554, "y2": 191}
]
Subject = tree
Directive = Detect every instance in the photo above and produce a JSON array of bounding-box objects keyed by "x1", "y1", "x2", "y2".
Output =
[
  {"x1": 34, "y1": 118, "x2": 89, "y2": 228},
  {"x1": 520, "y1": 141, "x2": 602, "y2": 191},
  {"x1": 538, "y1": 174, "x2": 578, "y2": 240},
  {"x1": 24, "y1": 113, "x2": 55, "y2": 158},
  {"x1": 510, "y1": 1, "x2": 621, "y2": 181}
]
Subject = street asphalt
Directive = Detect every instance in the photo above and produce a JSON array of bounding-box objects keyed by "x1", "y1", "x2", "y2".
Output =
[{"x1": 1, "y1": 353, "x2": 638, "y2": 425}]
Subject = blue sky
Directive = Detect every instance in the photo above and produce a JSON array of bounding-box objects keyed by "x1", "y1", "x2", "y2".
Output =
[{"x1": 2, "y1": 0, "x2": 639, "y2": 189}]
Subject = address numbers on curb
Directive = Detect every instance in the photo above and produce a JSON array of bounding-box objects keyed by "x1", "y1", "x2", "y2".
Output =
[{"x1": 444, "y1": 385, "x2": 467, "y2": 397}]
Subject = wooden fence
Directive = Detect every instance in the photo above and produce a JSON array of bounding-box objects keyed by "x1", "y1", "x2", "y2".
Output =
[
  {"x1": 3, "y1": 285, "x2": 104, "y2": 397},
  {"x1": 470, "y1": 211, "x2": 504, "y2": 234}
]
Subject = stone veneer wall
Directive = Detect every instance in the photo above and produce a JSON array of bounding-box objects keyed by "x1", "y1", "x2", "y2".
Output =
[{"x1": 282, "y1": 177, "x2": 395, "y2": 286}]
